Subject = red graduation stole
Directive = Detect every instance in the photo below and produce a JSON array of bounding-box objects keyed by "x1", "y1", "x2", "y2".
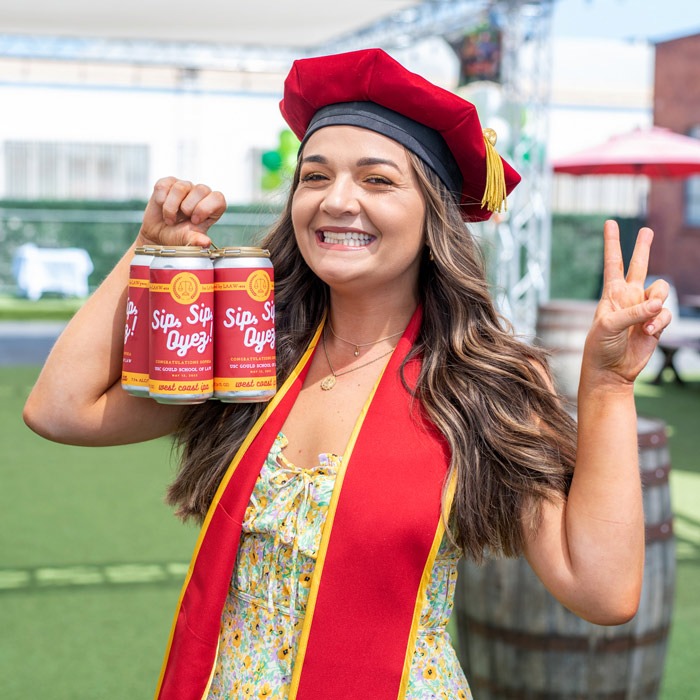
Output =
[{"x1": 155, "y1": 307, "x2": 452, "y2": 700}]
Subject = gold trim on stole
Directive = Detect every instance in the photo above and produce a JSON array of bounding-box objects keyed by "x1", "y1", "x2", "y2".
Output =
[
  {"x1": 396, "y1": 474, "x2": 456, "y2": 700},
  {"x1": 154, "y1": 323, "x2": 324, "y2": 699},
  {"x1": 288, "y1": 351, "x2": 391, "y2": 698}
]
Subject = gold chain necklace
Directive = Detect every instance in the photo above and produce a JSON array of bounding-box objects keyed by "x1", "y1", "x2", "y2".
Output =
[
  {"x1": 320, "y1": 329, "x2": 395, "y2": 391},
  {"x1": 328, "y1": 319, "x2": 405, "y2": 357}
]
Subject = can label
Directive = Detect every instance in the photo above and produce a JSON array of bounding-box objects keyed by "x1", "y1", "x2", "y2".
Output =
[
  {"x1": 149, "y1": 267, "x2": 214, "y2": 401},
  {"x1": 121, "y1": 264, "x2": 151, "y2": 393},
  {"x1": 214, "y1": 265, "x2": 276, "y2": 398}
]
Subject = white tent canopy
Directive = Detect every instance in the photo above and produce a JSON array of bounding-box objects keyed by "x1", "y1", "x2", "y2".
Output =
[
  {"x1": 2, "y1": 1, "x2": 422, "y2": 47},
  {"x1": 0, "y1": 1, "x2": 494, "y2": 74}
]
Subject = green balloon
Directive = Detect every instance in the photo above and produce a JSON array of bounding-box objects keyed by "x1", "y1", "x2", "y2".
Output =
[
  {"x1": 282, "y1": 151, "x2": 297, "y2": 173},
  {"x1": 261, "y1": 170, "x2": 283, "y2": 191},
  {"x1": 279, "y1": 129, "x2": 299, "y2": 156},
  {"x1": 261, "y1": 150, "x2": 282, "y2": 172}
]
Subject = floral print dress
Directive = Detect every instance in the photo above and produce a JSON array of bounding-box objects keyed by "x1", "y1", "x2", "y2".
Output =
[{"x1": 207, "y1": 433, "x2": 471, "y2": 700}]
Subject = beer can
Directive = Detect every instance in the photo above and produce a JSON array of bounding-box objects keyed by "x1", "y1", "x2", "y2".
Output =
[
  {"x1": 121, "y1": 246, "x2": 159, "y2": 397},
  {"x1": 213, "y1": 247, "x2": 276, "y2": 402},
  {"x1": 149, "y1": 246, "x2": 214, "y2": 404}
]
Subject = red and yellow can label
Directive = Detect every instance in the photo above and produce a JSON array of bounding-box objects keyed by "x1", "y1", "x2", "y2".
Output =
[
  {"x1": 213, "y1": 376, "x2": 277, "y2": 392},
  {"x1": 150, "y1": 275, "x2": 213, "y2": 303},
  {"x1": 214, "y1": 265, "x2": 276, "y2": 398},
  {"x1": 214, "y1": 270, "x2": 273, "y2": 302},
  {"x1": 149, "y1": 267, "x2": 214, "y2": 400},
  {"x1": 121, "y1": 264, "x2": 151, "y2": 391},
  {"x1": 121, "y1": 370, "x2": 149, "y2": 387},
  {"x1": 148, "y1": 379, "x2": 214, "y2": 395},
  {"x1": 245, "y1": 269, "x2": 272, "y2": 302}
]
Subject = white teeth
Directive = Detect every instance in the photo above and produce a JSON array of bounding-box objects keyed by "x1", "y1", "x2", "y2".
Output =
[{"x1": 322, "y1": 231, "x2": 372, "y2": 246}]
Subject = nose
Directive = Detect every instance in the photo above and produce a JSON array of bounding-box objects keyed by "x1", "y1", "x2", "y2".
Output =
[{"x1": 320, "y1": 175, "x2": 360, "y2": 217}]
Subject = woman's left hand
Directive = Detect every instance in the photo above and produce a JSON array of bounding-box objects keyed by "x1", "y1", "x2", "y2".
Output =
[{"x1": 583, "y1": 220, "x2": 671, "y2": 385}]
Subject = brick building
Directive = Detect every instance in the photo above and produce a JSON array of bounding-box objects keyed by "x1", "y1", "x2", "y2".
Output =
[{"x1": 648, "y1": 32, "x2": 700, "y2": 299}]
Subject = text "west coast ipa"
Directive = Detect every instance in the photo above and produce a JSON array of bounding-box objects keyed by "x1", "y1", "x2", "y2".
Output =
[
  {"x1": 148, "y1": 247, "x2": 214, "y2": 404},
  {"x1": 121, "y1": 245, "x2": 159, "y2": 397}
]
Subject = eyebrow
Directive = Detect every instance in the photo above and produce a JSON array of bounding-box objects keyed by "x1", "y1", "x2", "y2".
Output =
[
  {"x1": 357, "y1": 156, "x2": 401, "y2": 170},
  {"x1": 301, "y1": 154, "x2": 401, "y2": 170}
]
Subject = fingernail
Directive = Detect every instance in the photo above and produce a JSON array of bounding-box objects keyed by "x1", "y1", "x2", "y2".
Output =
[{"x1": 646, "y1": 323, "x2": 655, "y2": 334}]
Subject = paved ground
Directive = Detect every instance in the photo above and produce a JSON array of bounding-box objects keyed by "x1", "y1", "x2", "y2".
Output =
[{"x1": 0, "y1": 321, "x2": 67, "y2": 366}]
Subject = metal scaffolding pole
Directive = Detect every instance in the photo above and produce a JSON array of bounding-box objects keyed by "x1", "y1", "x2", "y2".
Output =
[{"x1": 489, "y1": 0, "x2": 554, "y2": 337}]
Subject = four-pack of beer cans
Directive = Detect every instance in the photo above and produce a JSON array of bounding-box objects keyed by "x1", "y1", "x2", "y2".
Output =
[{"x1": 121, "y1": 245, "x2": 276, "y2": 404}]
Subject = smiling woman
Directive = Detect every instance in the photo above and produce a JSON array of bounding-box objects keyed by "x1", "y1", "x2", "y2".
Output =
[
  {"x1": 291, "y1": 126, "x2": 427, "y2": 301},
  {"x1": 22, "y1": 48, "x2": 672, "y2": 700}
]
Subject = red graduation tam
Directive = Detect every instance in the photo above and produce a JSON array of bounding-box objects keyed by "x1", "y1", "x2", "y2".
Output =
[{"x1": 280, "y1": 48, "x2": 521, "y2": 222}]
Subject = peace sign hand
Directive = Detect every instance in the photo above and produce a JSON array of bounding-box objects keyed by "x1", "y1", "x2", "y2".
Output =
[
  {"x1": 583, "y1": 220, "x2": 671, "y2": 386},
  {"x1": 137, "y1": 177, "x2": 227, "y2": 249}
]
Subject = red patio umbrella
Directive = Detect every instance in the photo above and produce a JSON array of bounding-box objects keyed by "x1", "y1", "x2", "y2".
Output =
[{"x1": 551, "y1": 126, "x2": 700, "y2": 178}]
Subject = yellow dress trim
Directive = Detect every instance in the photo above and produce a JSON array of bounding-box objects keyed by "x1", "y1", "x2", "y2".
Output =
[
  {"x1": 154, "y1": 321, "x2": 324, "y2": 699},
  {"x1": 287, "y1": 336, "x2": 392, "y2": 699},
  {"x1": 396, "y1": 473, "x2": 456, "y2": 700}
]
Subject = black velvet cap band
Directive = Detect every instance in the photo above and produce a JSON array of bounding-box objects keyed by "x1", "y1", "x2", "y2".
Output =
[
  {"x1": 282, "y1": 49, "x2": 520, "y2": 221},
  {"x1": 300, "y1": 101, "x2": 464, "y2": 197}
]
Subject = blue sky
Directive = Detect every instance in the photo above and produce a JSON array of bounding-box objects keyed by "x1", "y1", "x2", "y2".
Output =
[{"x1": 552, "y1": 0, "x2": 700, "y2": 42}]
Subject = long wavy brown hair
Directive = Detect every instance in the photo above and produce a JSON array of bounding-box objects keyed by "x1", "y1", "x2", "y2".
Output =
[{"x1": 167, "y1": 151, "x2": 577, "y2": 562}]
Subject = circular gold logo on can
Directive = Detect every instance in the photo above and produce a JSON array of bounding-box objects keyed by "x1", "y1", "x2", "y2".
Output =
[
  {"x1": 170, "y1": 272, "x2": 201, "y2": 304},
  {"x1": 246, "y1": 270, "x2": 271, "y2": 302}
]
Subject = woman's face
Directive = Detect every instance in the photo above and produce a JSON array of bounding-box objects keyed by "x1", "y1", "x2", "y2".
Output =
[{"x1": 291, "y1": 125, "x2": 426, "y2": 301}]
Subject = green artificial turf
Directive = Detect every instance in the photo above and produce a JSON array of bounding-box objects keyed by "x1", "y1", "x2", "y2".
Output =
[
  {"x1": 1, "y1": 367, "x2": 698, "y2": 698},
  {"x1": 635, "y1": 377, "x2": 700, "y2": 699},
  {"x1": 0, "y1": 367, "x2": 198, "y2": 699},
  {"x1": 0, "y1": 296, "x2": 84, "y2": 321}
]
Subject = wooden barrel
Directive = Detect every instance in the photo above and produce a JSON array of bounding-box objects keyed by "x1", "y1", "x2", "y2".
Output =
[
  {"x1": 535, "y1": 300, "x2": 598, "y2": 402},
  {"x1": 454, "y1": 416, "x2": 675, "y2": 700}
]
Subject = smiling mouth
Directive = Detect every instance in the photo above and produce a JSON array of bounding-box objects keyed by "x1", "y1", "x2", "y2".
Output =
[{"x1": 319, "y1": 231, "x2": 374, "y2": 247}]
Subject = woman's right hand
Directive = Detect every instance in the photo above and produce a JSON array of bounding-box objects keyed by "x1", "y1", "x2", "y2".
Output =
[{"x1": 137, "y1": 177, "x2": 227, "y2": 249}]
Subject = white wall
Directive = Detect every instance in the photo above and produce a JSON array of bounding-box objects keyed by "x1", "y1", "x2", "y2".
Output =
[
  {"x1": 549, "y1": 37, "x2": 653, "y2": 156},
  {"x1": 0, "y1": 63, "x2": 288, "y2": 203},
  {"x1": 547, "y1": 37, "x2": 653, "y2": 214}
]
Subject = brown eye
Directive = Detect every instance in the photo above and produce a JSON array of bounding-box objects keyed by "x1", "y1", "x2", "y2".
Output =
[
  {"x1": 300, "y1": 172, "x2": 327, "y2": 183},
  {"x1": 366, "y1": 175, "x2": 393, "y2": 185}
]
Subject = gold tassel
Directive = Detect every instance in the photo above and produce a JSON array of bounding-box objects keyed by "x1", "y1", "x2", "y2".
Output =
[{"x1": 481, "y1": 127, "x2": 507, "y2": 213}]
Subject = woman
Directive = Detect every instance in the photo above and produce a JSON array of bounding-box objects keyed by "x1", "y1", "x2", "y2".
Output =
[{"x1": 24, "y1": 49, "x2": 670, "y2": 700}]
